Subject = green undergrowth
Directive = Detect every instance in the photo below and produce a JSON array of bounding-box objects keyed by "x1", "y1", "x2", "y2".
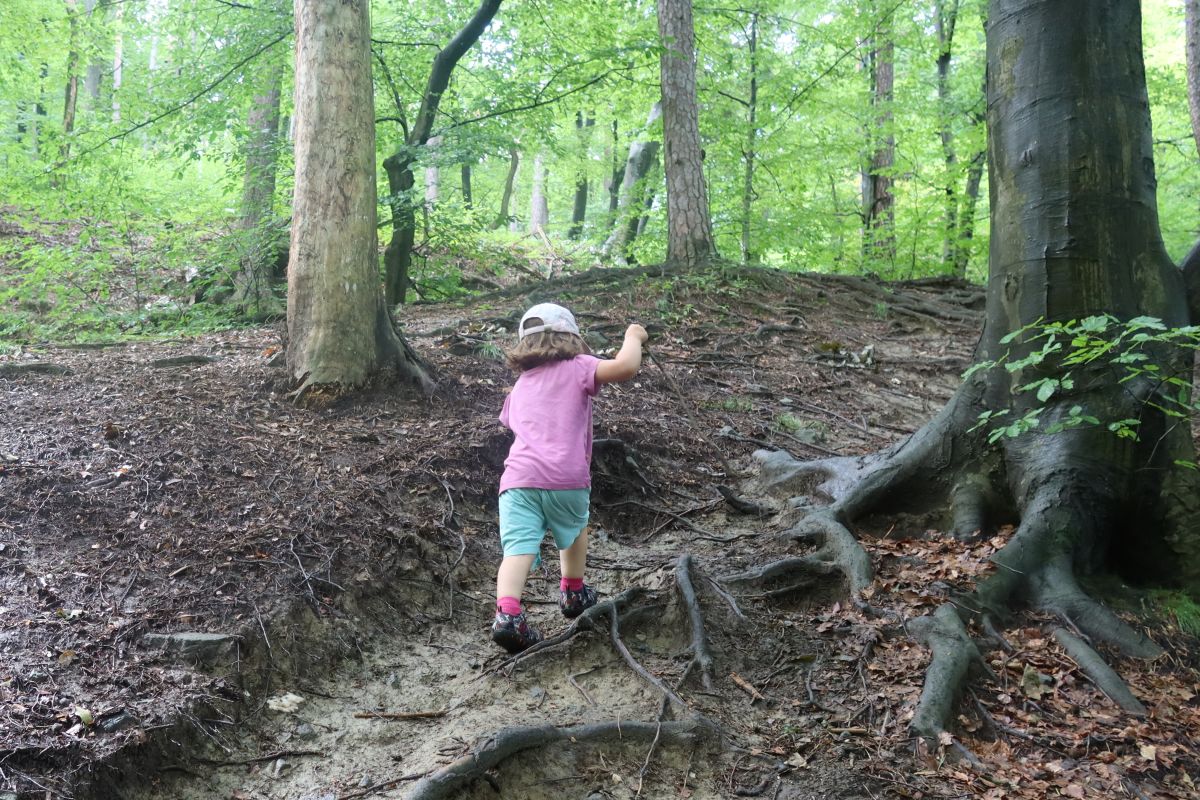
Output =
[{"x1": 1085, "y1": 575, "x2": 1200, "y2": 638}]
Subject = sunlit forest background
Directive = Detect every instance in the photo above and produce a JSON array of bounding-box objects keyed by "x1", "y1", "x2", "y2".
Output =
[{"x1": 0, "y1": 0, "x2": 1195, "y2": 342}]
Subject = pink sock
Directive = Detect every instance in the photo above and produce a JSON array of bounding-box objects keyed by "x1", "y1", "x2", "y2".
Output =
[
  {"x1": 497, "y1": 596, "x2": 522, "y2": 616},
  {"x1": 561, "y1": 577, "x2": 584, "y2": 592}
]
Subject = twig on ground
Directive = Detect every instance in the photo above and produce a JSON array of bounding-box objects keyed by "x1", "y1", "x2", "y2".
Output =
[
  {"x1": 675, "y1": 555, "x2": 715, "y2": 690},
  {"x1": 353, "y1": 708, "x2": 448, "y2": 720}
]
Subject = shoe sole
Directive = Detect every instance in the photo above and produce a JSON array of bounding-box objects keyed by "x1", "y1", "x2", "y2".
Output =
[
  {"x1": 560, "y1": 602, "x2": 596, "y2": 619},
  {"x1": 492, "y1": 628, "x2": 538, "y2": 654}
]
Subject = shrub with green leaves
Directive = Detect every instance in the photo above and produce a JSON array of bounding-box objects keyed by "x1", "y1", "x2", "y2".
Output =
[{"x1": 967, "y1": 315, "x2": 1200, "y2": 465}]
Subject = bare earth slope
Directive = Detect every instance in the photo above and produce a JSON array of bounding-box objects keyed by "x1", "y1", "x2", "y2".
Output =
[{"x1": 2, "y1": 267, "x2": 1196, "y2": 799}]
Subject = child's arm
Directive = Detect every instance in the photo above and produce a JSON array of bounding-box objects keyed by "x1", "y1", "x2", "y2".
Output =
[{"x1": 596, "y1": 324, "x2": 649, "y2": 384}]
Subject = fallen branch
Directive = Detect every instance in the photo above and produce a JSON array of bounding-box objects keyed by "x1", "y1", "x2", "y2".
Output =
[
  {"x1": 0, "y1": 363, "x2": 72, "y2": 378},
  {"x1": 407, "y1": 720, "x2": 704, "y2": 800},
  {"x1": 353, "y1": 708, "x2": 448, "y2": 721}
]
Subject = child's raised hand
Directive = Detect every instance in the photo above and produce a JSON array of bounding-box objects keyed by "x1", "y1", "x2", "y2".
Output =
[{"x1": 625, "y1": 323, "x2": 649, "y2": 345}]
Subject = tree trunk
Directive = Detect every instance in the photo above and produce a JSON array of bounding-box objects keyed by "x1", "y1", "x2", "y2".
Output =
[
  {"x1": 603, "y1": 104, "x2": 661, "y2": 264},
  {"x1": 60, "y1": 0, "x2": 81, "y2": 164},
  {"x1": 382, "y1": 0, "x2": 501, "y2": 306},
  {"x1": 461, "y1": 163, "x2": 473, "y2": 208},
  {"x1": 1187, "y1": 0, "x2": 1200, "y2": 162},
  {"x1": 740, "y1": 11, "x2": 758, "y2": 265},
  {"x1": 934, "y1": 0, "x2": 960, "y2": 272},
  {"x1": 952, "y1": 148, "x2": 984, "y2": 276},
  {"x1": 657, "y1": 0, "x2": 717, "y2": 267},
  {"x1": 749, "y1": 0, "x2": 1200, "y2": 747},
  {"x1": 83, "y1": 0, "x2": 105, "y2": 102},
  {"x1": 569, "y1": 110, "x2": 594, "y2": 240},
  {"x1": 529, "y1": 152, "x2": 548, "y2": 233},
  {"x1": 862, "y1": 24, "x2": 895, "y2": 264},
  {"x1": 492, "y1": 147, "x2": 519, "y2": 229},
  {"x1": 605, "y1": 120, "x2": 622, "y2": 223},
  {"x1": 111, "y1": 1, "x2": 123, "y2": 122},
  {"x1": 234, "y1": 65, "x2": 284, "y2": 317},
  {"x1": 424, "y1": 135, "x2": 442, "y2": 206},
  {"x1": 287, "y1": 0, "x2": 431, "y2": 394}
]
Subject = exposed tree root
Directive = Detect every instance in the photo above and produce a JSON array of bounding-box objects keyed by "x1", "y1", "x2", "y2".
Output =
[
  {"x1": 907, "y1": 605, "x2": 991, "y2": 741},
  {"x1": 483, "y1": 587, "x2": 646, "y2": 675},
  {"x1": 407, "y1": 719, "x2": 706, "y2": 800},
  {"x1": 745, "y1": 371, "x2": 1181, "y2": 744},
  {"x1": 675, "y1": 555, "x2": 715, "y2": 690},
  {"x1": 1052, "y1": 628, "x2": 1148, "y2": 716}
]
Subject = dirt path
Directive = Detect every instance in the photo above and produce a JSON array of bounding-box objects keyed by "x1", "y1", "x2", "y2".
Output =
[{"x1": 8, "y1": 269, "x2": 1063, "y2": 799}]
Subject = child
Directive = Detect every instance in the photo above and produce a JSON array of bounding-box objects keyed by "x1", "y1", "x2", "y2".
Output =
[{"x1": 492, "y1": 302, "x2": 649, "y2": 653}]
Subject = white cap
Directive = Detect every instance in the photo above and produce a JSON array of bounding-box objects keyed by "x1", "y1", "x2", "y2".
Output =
[{"x1": 518, "y1": 303, "x2": 580, "y2": 339}]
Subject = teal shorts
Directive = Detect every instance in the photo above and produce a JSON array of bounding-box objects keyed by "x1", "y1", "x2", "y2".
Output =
[{"x1": 499, "y1": 488, "x2": 591, "y2": 564}]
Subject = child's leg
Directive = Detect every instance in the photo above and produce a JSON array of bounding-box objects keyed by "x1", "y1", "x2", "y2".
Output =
[
  {"x1": 559, "y1": 527, "x2": 588, "y2": 581},
  {"x1": 496, "y1": 554, "x2": 537, "y2": 611}
]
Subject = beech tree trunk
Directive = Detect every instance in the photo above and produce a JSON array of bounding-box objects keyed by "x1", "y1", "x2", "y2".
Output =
[
  {"x1": 493, "y1": 147, "x2": 519, "y2": 229},
  {"x1": 934, "y1": 0, "x2": 959, "y2": 272},
  {"x1": 657, "y1": 0, "x2": 716, "y2": 267},
  {"x1": 287, "y1": 0, "x2": 431, "y2": 393},
  {"x1": 1187, "y1": 0, "x2": 1200, "y2": 162},
  {"x1": 529, "y1": 153, "x2": 548, "y2": 233},
  {"x1": 751, "y1": 0, "x2": 1200, "y2": 747},
  {"x1": 234, "y1": 65, "x2": 284, "y2": 317},
  {"x1": 740, "y1": 11, "x2": 758, "y2": 265},
  {"x1": 382, "y1": 0, "x2": 500, "y2": 305},
  {"x1": 569, "y1": 111, "x2": 594, "y2": 240},
  {"x1": 60, "y1": 0, "x2": 81, "y2": 164},
  {"x1": 603, "y1": 104, "x2": 661, "y2": 264}
]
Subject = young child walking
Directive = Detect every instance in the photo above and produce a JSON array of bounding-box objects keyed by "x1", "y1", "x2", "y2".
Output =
[{"x1": 492, "y1": 302, "x2": 649, "y2": 653}]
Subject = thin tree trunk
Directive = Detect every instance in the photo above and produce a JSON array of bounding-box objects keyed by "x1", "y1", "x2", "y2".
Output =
[
  {"x1": 461, "y1": 163, "x2": 473, "y2": 208},
  {"x1": 234, "y1": 65, "x2": 284, "y2": 317},
  {"x1": 60, "y1": 0, "x2": 81, "y2": 164},
  {"x1": 605, "y1": 120, "x2": 622, "y2": 222},
  {"x1": 863, "y1": 24, "x2": 896, "y2": 264},
  {"x1": 658, "y1": 0, "x2": 717, "y2": 266},
  {"x1": 740, "y1": 11, "x2": 758, "y2": 265},
  {"x1": 111, "y1": 1, "x2": 123, "y2": 122},
  {"x1": 530, "y1": 152, "x2": 548, "y2": 233},
  {"x1": 493, "y1": 147, "x2": 519, "y2": 229},
  {"x1": 424, "y1": 135, "x2": 442, "y2": 205},
  {"x1": 1187, "y1": 0, "x2": 1200, "y2": 162},
  {"x1": 935, "y1": 0, "x2": 960, "y2": 272},
  {"x1": 83, "y1": 0, "x2": 105, "y2": 101},
  {"x1": 603, "y1": 104, "x2": 661, "y2": 264},
  {"x1": 569, "y1": 110, "x2": 594, "y2": 240},
  {"x1": 952, "y1": 150, "x2": 984, "y2": 276},
  {"x1": 382, "y1": 0, "x2": 501, "y2": 305},
  {"x1": 287, "y1": 0, "x2": 430, "y2": 393}
]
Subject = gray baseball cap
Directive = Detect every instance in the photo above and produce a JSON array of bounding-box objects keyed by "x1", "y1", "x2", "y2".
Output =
[{"x1": 518, "y1": 303, "x2": 580, "y2": 339}]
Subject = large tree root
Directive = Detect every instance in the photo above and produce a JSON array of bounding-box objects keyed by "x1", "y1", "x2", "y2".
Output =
[
  {"x1": 747, "y1": 377, "x2": 1176, "y2": 745},
  {"x1": 407, "y1": 719, "x2": 706, "y2": 800}
]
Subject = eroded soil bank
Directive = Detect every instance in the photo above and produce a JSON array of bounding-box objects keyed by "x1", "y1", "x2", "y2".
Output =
[{"x1": 5, "y1": 270, "x2": 1195, "y2": 799}]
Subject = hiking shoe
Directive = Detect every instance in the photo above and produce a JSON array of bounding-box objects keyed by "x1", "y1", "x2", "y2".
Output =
[
  {"x1": 491, "y1": 611, "x2": 543, "y2": 653},
  {"x1": 559, "y1": 584, "x2": 598, "y2": 619}
]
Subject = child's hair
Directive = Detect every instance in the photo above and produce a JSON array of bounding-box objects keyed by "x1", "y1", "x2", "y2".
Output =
[{"x1": 506, "y1": 317, "x2": 592, "y2": 371}]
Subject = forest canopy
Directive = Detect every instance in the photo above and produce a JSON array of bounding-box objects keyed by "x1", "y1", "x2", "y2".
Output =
[{"x1": 0, "y1": 0, "x2": 1196, "y2": 344}]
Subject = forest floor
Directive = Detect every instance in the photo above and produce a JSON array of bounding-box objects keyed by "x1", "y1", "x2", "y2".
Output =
[{"x1": 2, "y1": 263, "x2": 1199, "y2": 800}]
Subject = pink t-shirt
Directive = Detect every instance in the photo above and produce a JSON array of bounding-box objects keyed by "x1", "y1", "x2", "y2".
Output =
[{"x1": 499, "y1": 354, "x2": 601, "y2": 493}]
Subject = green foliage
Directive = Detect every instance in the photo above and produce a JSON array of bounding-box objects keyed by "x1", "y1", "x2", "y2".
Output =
[
  {"x1": 1150, "y1": 590, "x2": 1200, "y2": 636},
  {"x1": 968, "y1": 315, "x2": 1200, "y2": 449}
]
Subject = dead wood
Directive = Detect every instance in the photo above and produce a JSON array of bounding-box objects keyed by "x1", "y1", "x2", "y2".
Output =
[
  {"x1": 0, "y1": 362, "x2": 71, "y2": 377},
  {"x1": 406, "y1": 719, "x2": 705, "y2": 800}
]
